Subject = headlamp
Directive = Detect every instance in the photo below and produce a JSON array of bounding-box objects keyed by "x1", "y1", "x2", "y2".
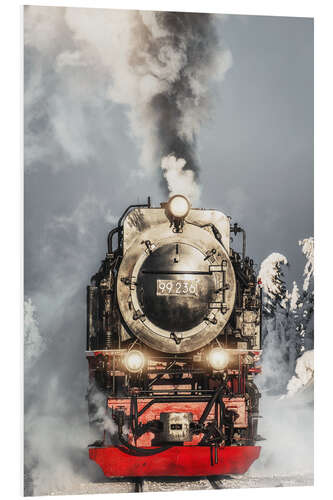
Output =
[
  {"x1": 168, "y1": 195, "x2": 191, "y2": 219},
  {"x1": 124, "y1": 350, "x2": 145, "y2": 373},
  {"x1": 208, "y1": 348, "x2": 229, "y2": 371}
]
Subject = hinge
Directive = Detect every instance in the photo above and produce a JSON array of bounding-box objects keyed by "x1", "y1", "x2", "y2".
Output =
[
  {"x1": 133, "y1": 310, "x2": 146, "y2": 321},
  {"x1": 170, "y1": 332, "x2": 182, "y2": 344},
  {"x1": 205, "y1": 312, "x2": 217, "y2": 324},
  {"x1": 121, "y1": 276, "x2": 137, "y2": 290}
]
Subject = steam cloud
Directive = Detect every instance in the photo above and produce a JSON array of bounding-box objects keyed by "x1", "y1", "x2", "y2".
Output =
[
  {"x1": 24, "y1": 197, "x2": 118, "y2": 495},
  {"x1": 25, "y1": 7, "x2": 232, "y2": 202},
  {"x1": 24, "y1": 298, "x2": 45, "y2": 374},
  {"x1": 285, "y1": 349, "x2": 314, "y2": 398}
]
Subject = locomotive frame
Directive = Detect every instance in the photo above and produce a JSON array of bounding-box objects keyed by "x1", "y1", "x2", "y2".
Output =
[{"x1": 86, "y1": 195, "x2": 263, "y2": 477}]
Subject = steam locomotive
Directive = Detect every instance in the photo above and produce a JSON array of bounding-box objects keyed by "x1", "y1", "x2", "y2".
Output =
[{"x1": 86, "y1": 195, "x2": 262, "y2": 477}]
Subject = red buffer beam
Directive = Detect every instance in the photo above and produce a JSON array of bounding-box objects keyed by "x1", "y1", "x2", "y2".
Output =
[{"x1": 89, "y1": 445, "x2": 261, "y2": 477}]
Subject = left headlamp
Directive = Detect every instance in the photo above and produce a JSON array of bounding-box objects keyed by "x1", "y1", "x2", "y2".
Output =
[{"x1": 124, "y1": 350, "x2": 145, "y2": 373}]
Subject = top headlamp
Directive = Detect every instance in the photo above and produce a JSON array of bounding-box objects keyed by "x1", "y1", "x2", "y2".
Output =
[{"x1": 168, "y1": 195, "x2": 191, "y2": 219}]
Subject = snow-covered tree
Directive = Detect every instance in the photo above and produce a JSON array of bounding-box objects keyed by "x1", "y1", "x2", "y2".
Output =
[
  {"x1": 287, "y1": 281, "x2": 302, "y2": 373},
  {"x1": 297, "y1": 238, "x2": 314, "y2": 351},
  {"x1": 259, "y1": 252, "x2": 289, "y2": 316},
  {"x1": 258, "y1": 237, "x2": 314, "y2": 397},
  {"x1": 258, "y1": 253, "x2": 291, "y2": 394}
]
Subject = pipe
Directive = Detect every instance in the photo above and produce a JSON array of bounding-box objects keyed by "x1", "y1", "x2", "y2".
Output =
[
  {"x1": 117, "y1": 202, "x2": 150, "y2": 229},
  {"x1": 118, "y1": 434, "x2": 172, "y2": 456},
  {"x1": 199, "y1": 387, "x2": 223, "y2": 425},
  {"x1": 241, "y1": 228, "x2": 246, "y2": 261},
  {"x1": 231, "y1": 224, "x2": 246, "y2": 261},
  {"x1": 114, "y1": 198, "x2": 151, "y2": 252},
  {"x1": 107, "y1": 227, "x2": 120, "y2": 254}
]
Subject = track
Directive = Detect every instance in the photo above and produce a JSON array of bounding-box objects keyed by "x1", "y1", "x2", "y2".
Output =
[
  {"x1": 134, "y1": 478, "x2": 144, "y2": 492},
  {"x1": 207, "y1": 477, "x2": 228, "y2": 489},
  {"x1": 132, "y1": 477, "x2": 225, "y2": 493}
]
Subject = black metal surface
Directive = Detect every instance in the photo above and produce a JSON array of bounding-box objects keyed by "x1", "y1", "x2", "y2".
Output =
[
  {"x1": 137, "y1": 243, "x2": 216, "y2": 332},
  {"x1": 208, "y1": 478, "x2": 226, "y2": 489},
  {"x1": 137, "y1": 395, "x2": 216, "y2": 418},
  {"x1": 231, "y1": 223, "x2": 246, "y2": 261},
  {"x1": 134, "y1": 479, "x2": 143, "y2": 492}
]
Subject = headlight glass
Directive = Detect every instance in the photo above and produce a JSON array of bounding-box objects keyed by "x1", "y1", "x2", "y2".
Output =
[
  {"x1": 124, "y1": 350, "x2": 145, "y2": 373},
  {"x1": 208, "y1": 348, "x2": 229, "y2": 371},
  {"x1": 168, "y1": 195, "x2": 191, "y2": 218}
]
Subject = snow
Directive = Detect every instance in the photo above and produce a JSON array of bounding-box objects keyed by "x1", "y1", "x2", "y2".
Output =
[
  {"x1": 290, "y1": 281, "x2": 300, "y2": 311},
  {"x1": 258, "y1": 252, "x2": 288, "y2": 316},
  {"x1": 299, "y1": 237, "x2": 314, "y2": 292},
  {"x1": 258, "y1": 252, "x2": 288, "y2": 298}
]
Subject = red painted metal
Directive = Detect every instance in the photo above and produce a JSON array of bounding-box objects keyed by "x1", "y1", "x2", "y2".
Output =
[{"x1": 89, "y1": 445, "x2": 261, "y2": 477}]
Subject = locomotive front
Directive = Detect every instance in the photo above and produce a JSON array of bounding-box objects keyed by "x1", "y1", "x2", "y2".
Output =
[{"x1": 86, "y1": 195, "x2": 263, "y2": 477}]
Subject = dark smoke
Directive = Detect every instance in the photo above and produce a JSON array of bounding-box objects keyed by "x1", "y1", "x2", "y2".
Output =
[
  {"x1": 148, "y1": 12, "x2": 220, "y2": 192},
  {"x1": 143, "y1": 12, "x2": 231, "y2": 198}
]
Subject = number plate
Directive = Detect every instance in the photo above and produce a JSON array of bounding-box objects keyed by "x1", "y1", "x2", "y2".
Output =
[{"x1": 157, "y1": 279, "x2": 199, "y2": 297}]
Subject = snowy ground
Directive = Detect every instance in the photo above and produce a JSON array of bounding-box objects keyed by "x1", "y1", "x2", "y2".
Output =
[{"x1": 25, "y1": 472, "x2": 313, "y2": 496}]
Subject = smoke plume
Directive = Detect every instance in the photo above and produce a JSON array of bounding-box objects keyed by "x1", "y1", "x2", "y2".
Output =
[{"x1": 25, "y1": 7, "x2": 232, "y2": 202}]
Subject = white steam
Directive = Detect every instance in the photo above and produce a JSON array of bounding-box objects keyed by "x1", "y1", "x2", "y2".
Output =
[
  {"x1": 285, "y1": 349, "x2": 314, "y2": 399},
  {"x1": 24, "y1": 196, "x2": 118, "y2": 496},
  {"x1": 24, "y1": 298, "x2": 45, "y2": 372},
  {"x1": 161, "y1": 155, "x2": 201, "y2": 202},
  {"x1": 250, "y1": 395, "x2": 313, "y2": 476}
]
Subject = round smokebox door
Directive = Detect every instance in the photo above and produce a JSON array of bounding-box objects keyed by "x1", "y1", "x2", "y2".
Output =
[{"x1": 136, "y1": 243, "x2": 216, "y2": 332}]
